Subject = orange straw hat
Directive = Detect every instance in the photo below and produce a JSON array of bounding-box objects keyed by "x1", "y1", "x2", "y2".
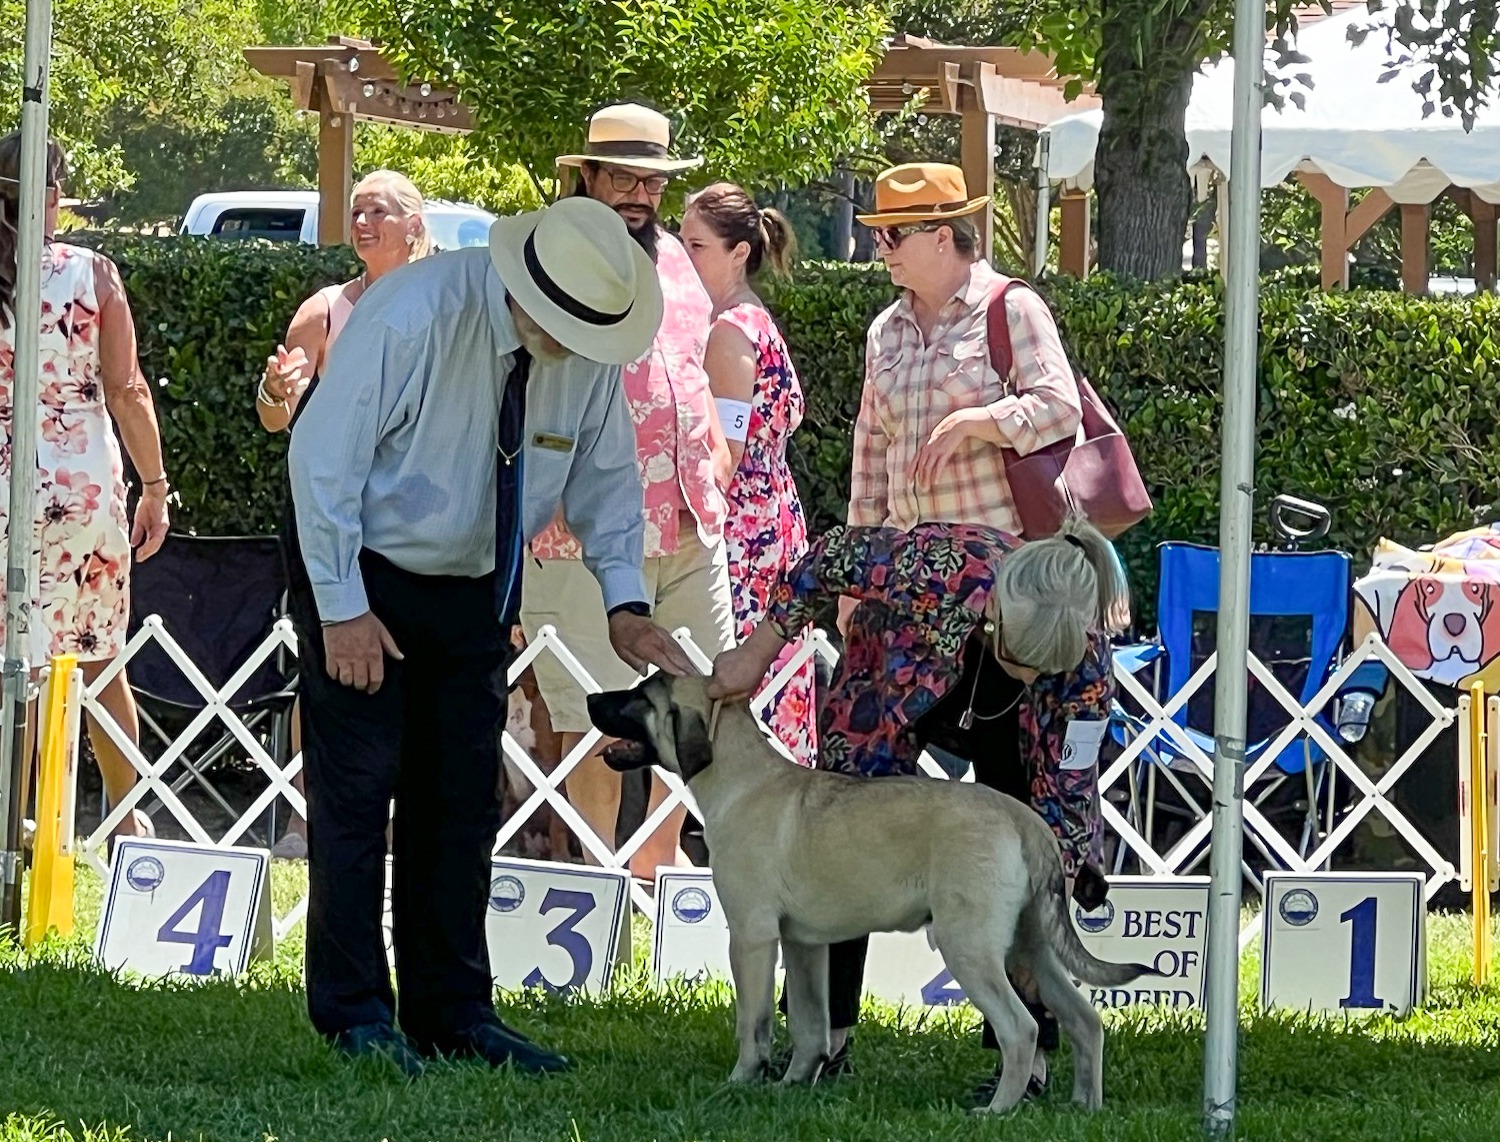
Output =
[{"x1": 855, "y1": 162, "x2": 989, "y2": 227}]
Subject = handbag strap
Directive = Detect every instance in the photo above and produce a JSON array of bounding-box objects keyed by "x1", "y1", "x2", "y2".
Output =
[{"x1": 986, "y1": 277, "x2": 1032, "y2": 390}]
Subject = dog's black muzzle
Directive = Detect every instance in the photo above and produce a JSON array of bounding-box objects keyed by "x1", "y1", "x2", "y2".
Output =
[{"x1": 586, "y1": 688, "x2": 659, "y2": 770}]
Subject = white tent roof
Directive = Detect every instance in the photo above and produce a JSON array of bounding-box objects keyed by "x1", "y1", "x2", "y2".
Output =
[{"x1": 1046, "y1": 4, "x2": 1500, "y2": 203}]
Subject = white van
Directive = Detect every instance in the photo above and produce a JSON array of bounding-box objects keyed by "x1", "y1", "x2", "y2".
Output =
[{"x1": 180, "y1": 190, "x2": 497, "y2": 250}]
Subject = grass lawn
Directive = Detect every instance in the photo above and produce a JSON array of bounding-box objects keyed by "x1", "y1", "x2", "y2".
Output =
[{"x1": 3, "y1": 862, "x2": 1499, "y2": 1142}]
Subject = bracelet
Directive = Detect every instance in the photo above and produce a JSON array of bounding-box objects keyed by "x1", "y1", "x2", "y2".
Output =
[
  {"x1": 142, "y1": 475, "x2": 167, "y2": 485},
  {"x1": 257, "y1": 376, "x2": 288, "y2": 408}
]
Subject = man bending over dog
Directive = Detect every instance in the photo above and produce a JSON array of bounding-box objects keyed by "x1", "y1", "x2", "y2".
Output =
[
  {"x1": 287, "y1": 197, "x2": 695, "y2": 1076},
  {"x1": 706, "y1": 515, "x2": 1124, "y2": 1106}
]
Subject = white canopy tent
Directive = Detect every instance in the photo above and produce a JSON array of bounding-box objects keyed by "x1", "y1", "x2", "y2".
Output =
[{"x1": 1043, "y1": 3, "x2": 1500, "y2": 289}]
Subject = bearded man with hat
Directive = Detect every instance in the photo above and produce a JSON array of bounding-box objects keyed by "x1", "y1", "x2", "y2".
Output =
[
  {"x1": 286, "y1": 195, "x2": 694, "y2": 1076},
  {"x1": 522, "y1": 103, "x2": 736, "y2": 880}
]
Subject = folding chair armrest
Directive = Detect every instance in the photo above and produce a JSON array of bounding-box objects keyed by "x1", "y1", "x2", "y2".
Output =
[{"x1": 1112, "y1": 640, "x2": 1165, "y2": 677}]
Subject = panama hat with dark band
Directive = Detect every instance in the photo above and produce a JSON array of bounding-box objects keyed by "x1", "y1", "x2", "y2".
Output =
[
  {"x1": 556, "y1": 103, "x2": 703, "y2": 174},
  {"x1": 489, "y1": 197, "x2": 663, "y2": 366}
]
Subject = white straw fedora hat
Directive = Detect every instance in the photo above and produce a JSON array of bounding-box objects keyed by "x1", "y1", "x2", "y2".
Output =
[
  {"x1": 488, "y1": 197, "x2": 663, "y2": 366},
  {"x1": 556, "y1": 103, "x2": 703, "y2": 173}
]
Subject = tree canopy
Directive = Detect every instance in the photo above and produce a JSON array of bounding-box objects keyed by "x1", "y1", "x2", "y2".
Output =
[{"x1": 344, "y1": 0, "x2": 889, "y2": 190}]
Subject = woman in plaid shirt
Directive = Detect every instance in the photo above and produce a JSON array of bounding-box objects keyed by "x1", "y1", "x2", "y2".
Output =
[{"x1": 725, "y1": 163, "x2": 1107, "y2": 1101}]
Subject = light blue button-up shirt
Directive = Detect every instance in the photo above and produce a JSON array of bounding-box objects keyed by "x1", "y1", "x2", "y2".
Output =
[{"x1": 288, "y1": 248, "x2": 649, "y2": 623}]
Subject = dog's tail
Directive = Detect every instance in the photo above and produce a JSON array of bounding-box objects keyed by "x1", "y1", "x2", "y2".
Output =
[{"x1": 1036, "y1": 865, "x2": 1154, "y2": 987}]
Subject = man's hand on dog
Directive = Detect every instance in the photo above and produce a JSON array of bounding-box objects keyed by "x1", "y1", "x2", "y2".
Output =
[
  {"x1": 708, "y1": 624, "x2": 787, "y2": 700},
  {"x1": 323, "y1": 611, "x2": 404, "y2": 693},
  {"x1": 609, "y1": 611, "x2": 696, "y2": 677}
]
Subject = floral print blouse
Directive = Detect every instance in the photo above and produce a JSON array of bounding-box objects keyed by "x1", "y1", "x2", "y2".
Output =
[{"x1": 764, "y1": 522, "x2": 1112, "y2": 875}]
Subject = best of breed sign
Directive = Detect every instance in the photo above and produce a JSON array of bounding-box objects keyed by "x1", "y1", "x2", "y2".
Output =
[
  {"x1": 1071, "y1": 876, "x2": 1210, "y2": 1009},
  {"x1": 863, "y1": 875, "x2": 1210, "y2": 1010}
]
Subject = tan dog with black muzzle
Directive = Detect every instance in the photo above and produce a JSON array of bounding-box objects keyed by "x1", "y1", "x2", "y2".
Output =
[{"x1": 587, "y1": 673, "x2": 1152, "y2": 1112}]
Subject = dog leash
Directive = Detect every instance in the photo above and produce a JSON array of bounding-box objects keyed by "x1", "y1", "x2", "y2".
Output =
[{"x1": 708, "y1": 698, "x2": 723, "y2": 740}]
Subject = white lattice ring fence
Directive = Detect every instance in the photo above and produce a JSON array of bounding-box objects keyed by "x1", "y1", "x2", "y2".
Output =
[{"x1": 73, "y1": 616, "x2": 1465, "y2": 945}]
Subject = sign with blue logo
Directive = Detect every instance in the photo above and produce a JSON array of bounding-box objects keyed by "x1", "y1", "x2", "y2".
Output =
[
  {"x1": 862, "y1": 875, "x2": 1212, "y2": 1011},
  {"x1": 483, "y1": 857, "x2": 630, "y2": 994},
  {"x1": 652, "y1": 869, "x2": 734, "y2": 984},
  {"x1": 1261, "y1": 873, "x2": 1427, "y2": 1016},
  {"x1": 1071, "y1": 876, "x2": 1210, "y2": 1010},
  {"x1": 95, "y1": 838, "x2": 273, "y2": 978}
]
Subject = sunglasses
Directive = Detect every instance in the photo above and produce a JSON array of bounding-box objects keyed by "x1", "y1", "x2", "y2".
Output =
[
  {"x1": 605, "y1": 169, "x2": 671, "y2": 195},
  {"x1": 872, "y1": 222, "x2": 943, "y2": 250}
]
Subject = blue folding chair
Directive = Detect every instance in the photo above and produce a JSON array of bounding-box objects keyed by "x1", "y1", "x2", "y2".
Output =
[{"x1": 1110, "y1": 527, "x2": 1374, "y2": 876}]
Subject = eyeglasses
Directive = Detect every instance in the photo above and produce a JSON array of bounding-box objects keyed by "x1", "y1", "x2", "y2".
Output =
[
  {"x1": 605, "y1": 169, "x2": 671, "y2": 195},
  {"x1": 872, "y1": 222, "x2": 943, "y2": 250}
]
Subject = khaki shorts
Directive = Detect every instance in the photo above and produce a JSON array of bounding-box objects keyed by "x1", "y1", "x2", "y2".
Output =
[{"x1": 520, "y1": 535, "x2": 736, "y2": 733}]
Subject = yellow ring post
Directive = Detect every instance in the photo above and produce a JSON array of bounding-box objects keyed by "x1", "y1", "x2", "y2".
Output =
[
  {"x1": 24, "y1": 653, "x2": 78, "y2": 947},
  {"x1": 1471, "y1": 682, "x2": 1491, "y2": 986}
]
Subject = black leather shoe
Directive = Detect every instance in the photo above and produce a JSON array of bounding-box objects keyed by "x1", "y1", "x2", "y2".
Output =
[
  {"x1": 970, "y1": 1062, "x2": 1047, "y2": 1108},
  {"x1": 773, "y1": 1039, "x2": 853, "y2": 1082},
  {"x1": 418, "y1": 1017, "x2": 570, "y2": 1073},
  {"x1": 333, "y1": 1023, "x2": 425, "y2": 1079}
]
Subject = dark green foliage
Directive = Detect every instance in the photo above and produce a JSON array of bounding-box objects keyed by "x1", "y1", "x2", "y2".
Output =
[
  {"x1": 68, "y1": 236, "x2": 1500, "y2": 622},
  {"x1": 69, "y1": 233, "x2": 360, "y2": 535}
]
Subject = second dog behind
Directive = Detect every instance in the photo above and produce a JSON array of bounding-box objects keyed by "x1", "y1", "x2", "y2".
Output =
[{"x1": 588, "y1": 673, "x2": 1152, "y2": 1112}]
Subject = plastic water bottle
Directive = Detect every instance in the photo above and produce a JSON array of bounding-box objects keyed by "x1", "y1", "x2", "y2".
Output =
[{"x1": 1337, "y1": 691, "x2": 1376, "y2": 743}]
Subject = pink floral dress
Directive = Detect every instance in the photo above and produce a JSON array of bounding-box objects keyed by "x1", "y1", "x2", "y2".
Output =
[
  {"x1": 717, "y1": 303, "x2": 816, "y2": 765},
  {"x1": 0, "y1": 243, "x2": 131, "y2": 662}
]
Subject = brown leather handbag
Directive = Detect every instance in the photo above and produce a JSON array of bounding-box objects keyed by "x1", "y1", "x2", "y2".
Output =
[{"x1": 987, "y1": 280, "x2": 1152, "y2": 539}]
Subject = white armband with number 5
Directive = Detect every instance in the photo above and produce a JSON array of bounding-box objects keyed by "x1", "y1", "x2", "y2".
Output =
[{"x1": 715, "y1": 398, "x2": 752, "y2": 443}]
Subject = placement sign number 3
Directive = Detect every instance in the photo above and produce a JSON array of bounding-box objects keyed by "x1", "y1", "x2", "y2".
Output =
[{"x1": 522, "y1": 888, "x2": 597, "y2": 992}]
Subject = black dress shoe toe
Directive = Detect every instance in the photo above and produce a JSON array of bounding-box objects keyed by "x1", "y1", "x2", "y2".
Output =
[
  {"x1": 421, "y1": 1019, "x2": 570, "y2": 1074},
  {"x1": 333, "y1": 1023, "x2": 425, "y2": 1078},
  {"x1": 970, "y1": 1064, "x2": 1047, "y2": 1108}
]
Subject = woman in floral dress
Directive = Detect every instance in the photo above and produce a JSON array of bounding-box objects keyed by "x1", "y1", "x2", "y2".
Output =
[
  {"x1": 0, "y1": 134, "x2": 169, "y2": 837},
  {"x1": 710, "y1": 515, "x2": 1125, "y2": 1099},
  {"x1": 681, "y1": 183, "x2": 815, "y2": 764}
]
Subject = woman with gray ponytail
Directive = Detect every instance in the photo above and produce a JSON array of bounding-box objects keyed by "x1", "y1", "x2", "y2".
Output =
[
  {"x1": 0, "y1": 132, "x2": 169, "y2": 839},
  {"x1": 709, "y1": 514, "x2": 1124, "y2": 1100}
]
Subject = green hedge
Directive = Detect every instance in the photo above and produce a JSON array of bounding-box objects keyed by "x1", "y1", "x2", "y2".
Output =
[
  {"x1": 70, "y1": 234, "x2": 361, "y2": 535},
  {"x1": 65, "y1": 235, "x2": 1500, "y2": 617},
  {"x1": 764, "y1": 264, "x2": 1500, "y2": 612}
]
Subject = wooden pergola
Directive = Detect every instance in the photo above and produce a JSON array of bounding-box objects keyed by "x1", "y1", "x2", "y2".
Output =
[
  {"x1": 248, "y1": 34, "x2": 1099, "y2": 262},
  {"x1": 868, "y1": 35, "x2": 1098, "y2": 267},
  {"x1": 1298, "y1": 174, "x2": 1498, "y2": 293},
  {"x1": 244, "y1": 38, "x2": 471, "y2": 245}
]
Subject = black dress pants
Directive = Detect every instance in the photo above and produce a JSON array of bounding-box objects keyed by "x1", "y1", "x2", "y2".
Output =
[{"x1": 291, "y1": 549, "x2": 509, "y2": 1043}]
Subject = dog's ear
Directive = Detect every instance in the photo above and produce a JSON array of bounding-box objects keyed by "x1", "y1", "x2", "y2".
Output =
[
  {"x1": 672, "y1": 705, "x2": 715, "y2": 781},
  {"x1": 586, "y1": 688, "x2": 656, "y2": 745}
]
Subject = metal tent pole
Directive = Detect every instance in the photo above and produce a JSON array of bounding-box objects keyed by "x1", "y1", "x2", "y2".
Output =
[
  {"x1": 1202, "y1": 0, "x2": 1267, "y2": 1129},
  {"x1": 0, "y1": 0, "x2": 55, "y2": 934},
  {"x1": 1033, "y1": 130, "x2": 1052, "y2": 277}
]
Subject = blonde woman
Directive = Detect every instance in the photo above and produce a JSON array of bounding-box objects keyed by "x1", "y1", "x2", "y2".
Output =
[
  {"x1": 257, "y1": 170, "x2": 431, "y2": 431},
  {"x1": 259, "y1": 170, "x2": 430, "y2": 858}
]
